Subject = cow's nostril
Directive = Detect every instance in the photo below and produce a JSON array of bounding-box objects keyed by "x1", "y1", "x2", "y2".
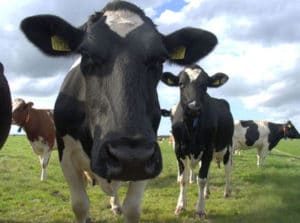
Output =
[
  {"x1": 92, "y1": 139, "x2": 162, "y2": 181},
  {"x1": 107, "y1": 143, "x2": 155, "y2": 162}
]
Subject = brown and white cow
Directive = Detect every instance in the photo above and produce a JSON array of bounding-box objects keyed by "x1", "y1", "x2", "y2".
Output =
[{"x1": 12, "y1": 98, "x2": 56, "y2": 180}]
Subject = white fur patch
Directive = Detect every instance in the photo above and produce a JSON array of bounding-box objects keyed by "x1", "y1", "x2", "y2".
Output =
[
  {"x1": 190, "y1": 152, "x2": 203, "y2": 169},
  {"x1": 185, "y1": 68, "x2": 202, "y2": 82},
  {"x1": 62, "y1": 135, "x2": 113, "y2": 195},
  {"x1": 30, "y1": 137, "x2": 49, "y2": 155},
  {"x1": 104, "y1": 10, "x2": 144, "y2": 37},
  {"x1": 171, "y1": 104, "x2": 179, "y2": 117},
  {"x1": 12, "y1": 98, "x2": 24, "y2": 112}
]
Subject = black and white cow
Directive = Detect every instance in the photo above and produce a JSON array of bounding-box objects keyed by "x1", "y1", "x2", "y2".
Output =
[
  {"x1": 0, "y1": 62, "x2": 12, "y2": 149},
  {"x1": 233, "y1": 120, "x2": 300, "y2": 166},
  {"x1": 20, "y1": 1, "x2": 218, "y2": 222},
  {"x1": 161, "y1": 64, "x2": 234, "y2": 218}
]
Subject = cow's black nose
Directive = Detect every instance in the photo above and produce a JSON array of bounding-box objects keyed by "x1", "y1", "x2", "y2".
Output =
[{"x1": 91, "y1": 137, "x2": 162, "y2": 181}]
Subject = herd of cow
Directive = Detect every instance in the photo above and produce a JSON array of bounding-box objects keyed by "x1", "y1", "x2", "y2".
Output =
[{"x1": 0, "y1": 1, "x2": 299, "y2": 223}]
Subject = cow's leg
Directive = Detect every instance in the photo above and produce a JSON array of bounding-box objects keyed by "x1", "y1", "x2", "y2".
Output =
[
  {"x1": 175, "y1": 158, "x2": 188, "y2": 215},
  {"x1": 223, "y1": 146, "x2": 232, "y2": 197},
  {"x1": 204, "y1": 167, "x2": 210, "y2": 199},
  {"x1": 122, "y1": 180, "x2": 147, "y2": 223},
  {"x1": 110, "y1": 181, "x2": 122, "y2": 215},
  {"x1": 195, "y1": 150, "x2": 212, "y2": 218},
  {"x1": 40, "y1": 148, "x2": 51, "y2": 181},
  {"x1": 257, "y1": 146, "x2": 269, "y2": 167},
  {"x1": 189, "y1": 165, "x2": 196, "y2": 183},
  {"x1": 60, "y1": 136, "x2": 90, "y2": 223},
  {"x1": 257, "y1": 146, "x2": 268, "y2": 167}
]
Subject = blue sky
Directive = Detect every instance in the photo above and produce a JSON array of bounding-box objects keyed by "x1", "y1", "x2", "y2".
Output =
[{"x1": 1, "y1": 0, "x2": 300, "y2": 135}]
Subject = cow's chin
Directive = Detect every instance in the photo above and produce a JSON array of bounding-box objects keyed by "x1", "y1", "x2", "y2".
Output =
[{"x1": 91, "y1": 140, "x2": 162, "y2": 181}]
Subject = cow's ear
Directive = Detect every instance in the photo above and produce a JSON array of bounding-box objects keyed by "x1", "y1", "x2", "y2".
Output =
[
  {"x1": 208, "y1": 73, "x2": 229, "y2": 88},
  {"x1": 161, "y1": 72, "x2": 179, "y2": 86},
  {"x1": 164, "y1": 28, "x2": 217, "y2": 65},
  {"x1": 161, "y1": 109, "x2": 171, "y2": 117},
  {"x1": 26, "y1": 102, "x2": 34, "y2": 109},
  {"x1": 21, "y1": 15, "x2": 85, "y2": 56}
]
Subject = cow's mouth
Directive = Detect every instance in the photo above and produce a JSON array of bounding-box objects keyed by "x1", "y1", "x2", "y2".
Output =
[{"x1": 91, "y1": 138, "x2": 162, "y2": 181}]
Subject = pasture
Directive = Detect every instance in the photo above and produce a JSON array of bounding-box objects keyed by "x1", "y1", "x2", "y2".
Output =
[{"x1": 1, "y1": 136, "x2": 300, "y2": 223}]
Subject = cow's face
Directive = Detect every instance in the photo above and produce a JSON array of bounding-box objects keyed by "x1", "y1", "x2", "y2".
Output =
[
  {"x1": 11, "y1": 98, "x2": 33, "y2": 126},
  {"x1": 161, "y1": 65, "x2": 228, "y2": 117},
  {"x1": 20, "y1": 1, "x2": 218, "y2": 181},
  {"x1": 284, "y1": 121, "x2": 300, "y2": 139}
]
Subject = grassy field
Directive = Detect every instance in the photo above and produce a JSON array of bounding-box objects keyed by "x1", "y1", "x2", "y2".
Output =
[{"x1": 1, "y1": 136, "x2": 300, "y2": 223}]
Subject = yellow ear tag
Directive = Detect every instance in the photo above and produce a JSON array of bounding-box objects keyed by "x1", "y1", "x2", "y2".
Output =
[
  {"x1": 51, "y1": 35, "x2": 71, "y2": 52},
  {"x1": 212, "y1": 80, "x2": 220, "y2": 86},
  {"x1": 170, "y1": 46, "x2": 186, "y2": 60},
  {"x1": 167, "y1": 78, "x2": 174, "y2": 85}
]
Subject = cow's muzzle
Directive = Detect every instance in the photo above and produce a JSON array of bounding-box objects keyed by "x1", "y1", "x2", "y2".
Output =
[{"x1": 91, "y1": 137, "x2": 162, "y2": 181}]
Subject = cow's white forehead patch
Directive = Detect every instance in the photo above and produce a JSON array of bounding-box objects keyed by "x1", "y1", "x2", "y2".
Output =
[
  {"x1": 12, "y1": 98, "x2": 25, "y2": 112},
  {"x1": 104, "y1": 10, "x2": 144, "y2": 37},
  {"x1": 185, "y1": 68, "x2": 202, "y2": 81}
]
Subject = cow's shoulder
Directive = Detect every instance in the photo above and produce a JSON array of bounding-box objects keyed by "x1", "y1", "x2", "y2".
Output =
[
  {"x1": 59, "y1": 61, "x2": 86, "y2": 101},
  {"x1": 212, "y1": 97, "x2": 230, "y2": 108}
]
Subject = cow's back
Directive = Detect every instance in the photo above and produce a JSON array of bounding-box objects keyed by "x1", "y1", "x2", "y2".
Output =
[{"x1": 233, "y1": 120, "x2": 270, "y2": 149}]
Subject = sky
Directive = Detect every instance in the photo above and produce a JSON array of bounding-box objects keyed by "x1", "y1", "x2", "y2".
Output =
[{"x1": 1, "y1": 0, "x2": 300, "y2": 135}]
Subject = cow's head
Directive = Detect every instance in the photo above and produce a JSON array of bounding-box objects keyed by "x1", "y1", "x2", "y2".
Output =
[
  {"x1": 284, "y1": 121, "x2": 300, "y2": 139},
  {"x1": 161, "y1": 64, "x2": 228, "y2": 118},
  {"x1": 20, "y1": 1, "x2": 218, "y2": 181},
  {"x1": 12, "y1": 98, "x2": 34, "y2": 126},
  {"x1": 0, "y1": 62, "x2": 12, "y2": 149}
]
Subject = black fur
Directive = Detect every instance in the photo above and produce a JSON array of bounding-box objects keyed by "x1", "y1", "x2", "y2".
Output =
[
  {"x1": 164, "y1": 28, "x2": 217, "y2": 65},
  {"x1": 0, "y1": 62, "x2": 12, "y2": 149},
  {"x1": 162, "y1": 65, "x2": 233, "y2": 179},
  {"x1": 240, "y1": 120, "x2": 259, "y2": 146},
  {"x1": 268, "y1": 121, "x2": 300, "y2": 150}
]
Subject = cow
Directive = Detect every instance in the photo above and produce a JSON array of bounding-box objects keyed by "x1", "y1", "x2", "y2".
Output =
[
  {"x1": 20, "y1": 1, "x2": 218, "y2": 222},
  {"x1": 12, "y1": 98, "x2": 56, "y2": 181},
  {"x1": 0, "y1": 63, "x2": 11, "y2": 149},
  {"x1": 0, "y1": 62, "x2": 12, "y2": 149},
  {"x1": 233, "y1": 120, "x2": 300, "y2": 166},
  {"x1": 161, "y1": 64, "x2": 233, "y2": 218}
]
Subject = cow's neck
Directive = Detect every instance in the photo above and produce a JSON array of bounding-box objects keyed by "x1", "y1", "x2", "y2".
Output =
[
  {"x1": 22, "y1": 110, "x2": 39, "y2": 142},
  {"x1": 268, "y1": 122, "x2": 285, "y2": 150},
  {"x1": 17, "y1": 111, "x2": 30, "y2": 132}
]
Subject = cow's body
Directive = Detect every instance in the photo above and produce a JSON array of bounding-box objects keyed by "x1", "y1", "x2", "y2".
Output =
[
  {"x1": 0, "y1": 62, "x2": 12, "y2": 149},
  {"x1": 233, "y1": 120, "x2": 300, "y2": 166},
  {"x1": 21, "y1": 1, "x2": 218, "y2": 222},
  {"x1": 12, "y1": 98, "x2": 56, "y2": 180},
  {"x1": 161, "y1": 65, "x2": 233, "y2": 218}
]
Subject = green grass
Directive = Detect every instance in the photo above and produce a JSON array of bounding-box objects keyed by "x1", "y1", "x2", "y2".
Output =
[{"x1": 1, "y1": 136, "x2": 300, "y2": 223}]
